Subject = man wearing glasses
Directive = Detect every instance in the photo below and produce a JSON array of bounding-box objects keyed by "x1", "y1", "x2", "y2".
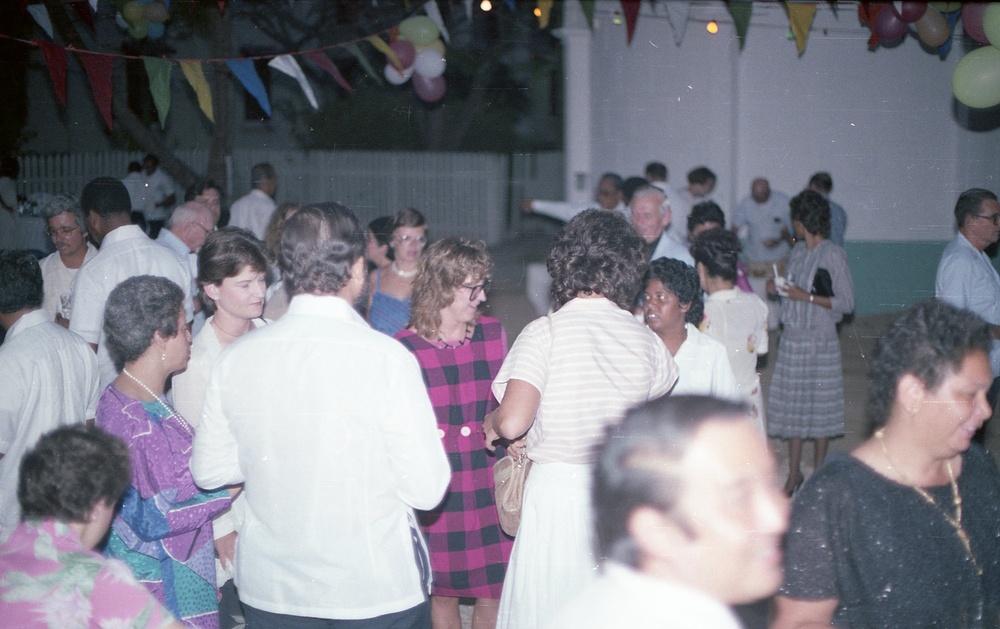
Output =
[
  {"x1": 936, "y1": 188, "x2": 1000, "y2": 404},
  {"x1": 38, "y1": 193, "x2": 97, "y2": 326},
  {"x1": 157, "y1": 201, "x2": 216, "y2": 333}
]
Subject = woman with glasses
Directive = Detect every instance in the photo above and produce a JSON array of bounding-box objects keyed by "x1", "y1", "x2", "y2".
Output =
[
  {"x1": 395, "y1": 237, "x2": 512, "y2": 629},
  {"x1": 39, "y1": 193, "x2": 97, "y2": 324},
  {"x1": 766, "y1": 190, "x2": 854, "y2": 495},
  {"x1": 368, "y1": 207, "x2": 428, "y2": 336}
]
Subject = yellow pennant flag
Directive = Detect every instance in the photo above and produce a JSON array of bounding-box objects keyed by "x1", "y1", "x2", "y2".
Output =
[
  {"x1": 538, "y1": 0, "x2": 554, "y2": 29},
  {"x1": 366, "y1": 35, "x2": 402, "y2": 71},
  {"x1": 787, "y1": 2, "x2": 816, "y2": 56},
  {"x1": 180, "y1": 60, "x2": 214, "y2": 123}
]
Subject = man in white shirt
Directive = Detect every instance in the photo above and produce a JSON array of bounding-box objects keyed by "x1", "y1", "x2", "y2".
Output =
[
  {"x1": 731, "y1": 178, "x2": 791, "y2": 330},
  {"x1": 38, "y1": 193, "x2": 97, "y2": 324},
  {"x1": 645, "y1": 161, "x2": 692, "y2": 246},
  {"x1": 935, "y1": 188, "x2": 1000, "y2": 403},
  {"x1": 228, "y1": 163, "x2": 278, "y2": 240},
  {"x1": 548, "y1": 395, "x2": 789, "y2": 629},
  {"x1": 630, "y1": 185, "x2": 694, "y2": 266},
  {"x1": 69, "y1": 177, "x2": 192, "y2": 388},
  {"x1": 0, "y1": 250, "x2": 99, "y2": 532},
  {"x1": 522, "y1": 172, "x2": 627, "y2": 222},
  {"x1": 157, "y1": 201, "x2": 214, "y2": 334},
  {"x1": 140, "y1": 154, "x2": 176, "y2": 238},
  {"x1": 192, "y1": 202, "x2": 450, "y2": 629}
]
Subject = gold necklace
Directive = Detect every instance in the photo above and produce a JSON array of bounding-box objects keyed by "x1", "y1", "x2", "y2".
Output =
[{"x1": 874, "y1": 429, "x2": 982, "y2": 575}]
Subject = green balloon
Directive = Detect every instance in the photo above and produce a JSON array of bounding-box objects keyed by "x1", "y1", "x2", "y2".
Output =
[
  {"x1": 122, "y1": 0, "x2": 145, "y2": 24},
  {"x1": 985, "y1": 3, "x2": 1000, "y2": 48},
  {"x1": 953, "y1": 46, "x2": 1000, "y2": 109},
  {"x1": 398, "y1": 16, "x2": 439, "y2": 47}
]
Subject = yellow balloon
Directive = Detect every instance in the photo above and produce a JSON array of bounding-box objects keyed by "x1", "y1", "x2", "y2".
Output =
[
  {"x1": 418, "y1": 39, "x2": 446, "y2": 56},
  {"x1": 953, "y1": 46, "x2": 1000, "y2": 109},
  {"x1": 985, "y1": 3, "x2": 1000, "y2": 49},
  {"x1": 915, "y1": 8, "x2": 950, "y2": 47}
]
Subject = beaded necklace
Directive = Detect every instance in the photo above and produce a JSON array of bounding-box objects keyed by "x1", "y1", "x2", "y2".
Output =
[{"x1": 122, "y1": 368, "x2": 194, "y2": 436}]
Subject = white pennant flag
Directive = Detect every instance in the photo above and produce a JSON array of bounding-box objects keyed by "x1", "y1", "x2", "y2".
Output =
[
  {"x1": 665, "y1": 1, "x2": 691, "y2": 46},
  {"x1": 89, "y1": 0, "x2": 98, "y2": 12},
  {"x1": 27, "y1": 4, "x2": 54, "y2": 40},
  {"x1": 463, "y1": 0, "x2": 473, "y2": 21},
  {"x1": 424, "y1": 1, "x2": 450, "y2": 44},
  {"x1": 268, "y1": 55, "x2": 318, "y2": 110}
]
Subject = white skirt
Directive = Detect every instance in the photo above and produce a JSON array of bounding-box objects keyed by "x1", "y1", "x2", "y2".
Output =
[{"x1": 496, "y1": 461, "x2": 597, "y2": 629}]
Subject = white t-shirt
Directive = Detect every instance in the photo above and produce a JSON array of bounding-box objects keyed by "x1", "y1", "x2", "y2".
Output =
[
  {"x1": 670, "y1": 323, "x2": 740, "y2": 400},
  {"x1": 40, "y1": 243, "x2": 98, "y2": 320},
  {"x1": 228, "y1": 189, "x2": 276, "y2": 240}
]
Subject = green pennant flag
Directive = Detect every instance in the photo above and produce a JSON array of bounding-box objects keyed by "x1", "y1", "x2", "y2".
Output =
[
  {"x1": 579, "y1": 0, "x2": 595, "y2": 28},
  {"x1": 143, "y1": 57, "x2": 172, "y2": 128},
  {"x1": 344, "y1": 42, "x2": 384, "y2": 87},
  {"x1": 727, "y1": 1, "x2": 752, "y2": 50}
]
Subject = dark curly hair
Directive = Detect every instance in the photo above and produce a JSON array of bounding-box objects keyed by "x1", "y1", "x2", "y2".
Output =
[
  {"x1": 280, "y1": 202, "x2": 366, "y2": 296},
  {"x1": 103, "y1": 276, "x2": 184, "y2": 372},
  {"x1": 690, "y1": 227, "x2": 741, "y2": 283},
  {"x1": 687, "y1": 201, "x2": 726, "y2": 234},
  {"x1": 789, "y1": 190, "x2": 830, "y2": 239},
  {"x1": 547, "y1": 209, "x2": 647, "y2": 310},
  {"x1": 644, "y1": 258, "x2": 703, "y2": 325},
  {"x1": 0, "y1": 250, "x2": 43, "y2": 314},
  {"x1": 18, "y1": 425, "x2": 131, "y2": 522},
  {"x1": 410, "y1": 237, "x2": 492, "y2": 339},
  {"x1": 866, "y1": 299, "x2": 992, "y2": 430}
]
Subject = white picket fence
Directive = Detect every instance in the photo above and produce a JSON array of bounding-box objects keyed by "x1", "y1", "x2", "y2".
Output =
[{"x1": 18, "y1": 150, "x2": 564, "y2": 245}]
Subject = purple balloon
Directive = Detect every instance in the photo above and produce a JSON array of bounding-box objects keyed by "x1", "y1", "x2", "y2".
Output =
[
  {"x1": 962, "y1": 2, "x2": 989, "y2": 44},
  {"x1": 874, "y1": 6, "x2": 909, "y2": 42},
  {"x1": 389, "y1": 40, "x2": 416, "y2": 69},
  {"x1": 413, "y1": 74, "x2": 446, "y2": 103},
  {"x1": 898, "y1": 2, "x2": 928, "y2": 23}
]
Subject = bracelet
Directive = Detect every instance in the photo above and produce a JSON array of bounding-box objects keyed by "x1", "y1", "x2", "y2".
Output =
[{"x1": 809, "y1": 294, "x2": 815, "y2": 303}]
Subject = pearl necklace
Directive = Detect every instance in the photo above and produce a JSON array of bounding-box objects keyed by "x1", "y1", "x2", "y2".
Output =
[
  {"x1": 122, "y1": 368, "x2": 194, "y2": 436},
  {"x1": 392, "y1": 261, "x2": 418, "y2": 278},
  {"x1": 875, "y1": 429, "x2": 981, "y2": 575}
]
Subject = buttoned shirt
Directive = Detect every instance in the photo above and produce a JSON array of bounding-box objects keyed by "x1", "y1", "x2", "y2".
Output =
[
  {"x1": 192, "y1": 294, "x2": 449, "y2": 619},
  {"x1": 936, "y1": 232, "x2": 1000, "y2": 375},
  {"x1": 0, "y1": 310, "x2": 99, "y2": 531},
  {"x1": 228, "y1": 189, "x2": 276, "y2": 240},
  {"x1": 671, "y1": 323, "x2": 740, "y2": 399},
  {"x1": 40, "y1": 242, "x2": 97, "y2": 320},
  {"x1": 732, "y1": 191, "x2": 792, "y2": 263},
  {"x1": 69, "y1": 224, "x2": 193, "y2": 388}
]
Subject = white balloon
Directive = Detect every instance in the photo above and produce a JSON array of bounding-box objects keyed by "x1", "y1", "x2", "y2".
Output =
[
  {"x1": 413, "y1": 48, "x2": 446, "y2": 79},
  {"x1": 384, "y1": 63, "x2": 414, "y2": 86}
]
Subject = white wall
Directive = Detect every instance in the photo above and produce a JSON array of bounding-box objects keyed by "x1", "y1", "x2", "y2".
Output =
[{"x1": 584, "y1": 0, "x2": 1000, "y2": 242}]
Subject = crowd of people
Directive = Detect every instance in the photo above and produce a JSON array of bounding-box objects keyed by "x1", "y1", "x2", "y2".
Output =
[{"x1": 0, "y1": 158, "x2": 999, "y2": 629}]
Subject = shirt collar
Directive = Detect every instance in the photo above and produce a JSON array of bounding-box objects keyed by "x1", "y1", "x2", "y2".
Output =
[{"x1": 5, "y1": 309, "x2": 49, "y2": 340}]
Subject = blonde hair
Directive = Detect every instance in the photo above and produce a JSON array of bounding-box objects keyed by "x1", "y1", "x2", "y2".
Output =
[{"x1": 410, "y1": 237, "x2": 491, "y2": 339}]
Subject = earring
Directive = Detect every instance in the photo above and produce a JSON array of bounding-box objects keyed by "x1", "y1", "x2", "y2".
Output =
[{"x1": 161, "y1": 352, "x2": 166, "y2": 362}]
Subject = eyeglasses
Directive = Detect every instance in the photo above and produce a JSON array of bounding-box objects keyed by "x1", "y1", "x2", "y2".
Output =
[
  {"x1": 463, "y1": 279, "x2": 491, "y2": 301},
  {"x1": 47, "y1": 226, "x2": 79, "y2": 237},
  {"x1": 394, "y1": 234, "x2": 427, "y2": 245},
  {"x1": 192, "y1": 223, "x2": 213, "y2": 235},
  {"x1": 975, "y1": 213, "x2": 1000, "y2": 225}
]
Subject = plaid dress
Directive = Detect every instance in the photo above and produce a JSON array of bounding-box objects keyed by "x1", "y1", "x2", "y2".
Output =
[{"x1": 395, "y1": 317, "x2": 514, "y2": 598}]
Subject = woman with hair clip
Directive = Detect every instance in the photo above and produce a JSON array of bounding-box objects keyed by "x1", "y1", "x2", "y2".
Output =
[
  {"x1": 368, "y1": 207, "x2": 428, "y2": 336},
  {"x1": 395, "y1": 237, "x2": 512, "y2": 629}
]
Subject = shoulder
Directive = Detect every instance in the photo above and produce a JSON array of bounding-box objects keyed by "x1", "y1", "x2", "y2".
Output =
[{"x1": 477, "y1": 316, "x2": 506, "y2": 338}]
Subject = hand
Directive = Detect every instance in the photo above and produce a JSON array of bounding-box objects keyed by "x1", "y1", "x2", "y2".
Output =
[
  {"x1": 765, "y1": 278, "x2": 777, "y2": 295},
  {"x1": 54, "y1": 313, "x2": 70, "y2": 328},
  {"x1": 784, "y1": 285, "x2": 809, "y2": 302},
  {"x1": 506, "y1": 437, "x2": 526, "y2": 459},
  {"x1": 227, "y1": 484, "x2": 243, "y2": 499},
  {"x1": 214, "y1": 531, "x2": 237, "y2": 570},
  {"x1": 483, "y1": 411, "x2": 500, "y2": 453},
  {"x1": 520, "y1": 199, "x2": 535, "y2": 214}
]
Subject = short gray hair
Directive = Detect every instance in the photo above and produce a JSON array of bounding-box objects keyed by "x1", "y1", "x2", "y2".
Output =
[
  {"x1": 103, "y1": 276, "x2": 184, "y2": 372},
  {"x1": 630, "y1": 185, "x2": 669, "y2": 216},
  {"x1": 41, "y1": 193, "x2": 86, "y2": 232},
  {"x1": 167, "y1": 201, "x2": 211, "y2": 229}
]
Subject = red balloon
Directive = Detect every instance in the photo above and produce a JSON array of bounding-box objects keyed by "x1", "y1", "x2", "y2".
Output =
[
  {"x1": 962, "y1": 2, "x2": 990, "y2": 44},
  {"x1": 874, "y1": 5, "x2": 909, "y2": 42},
  {"x1": 898, "y1": 2, "x2": 928, "y2": 23},
  {"x1": 389, "y1": 40, "x2": 416, "y2": 69},
  {"x1": 413, "y1": 74, "x2": 445, "y2": 103}
]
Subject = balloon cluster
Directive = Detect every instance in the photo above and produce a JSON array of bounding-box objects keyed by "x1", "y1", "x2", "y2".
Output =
[
  {"x1": 954, "y1": 5, "x2": 1000, "y2": 108},
  {"x1": 867, "y1": 3, "x2": 952, "y2": 48},
  {"x1": 384, "y1": 16, "x2": 447, "y2": 103},
  {"x1": 118, "y1": 0, "x2": 170, "y2": 40}
]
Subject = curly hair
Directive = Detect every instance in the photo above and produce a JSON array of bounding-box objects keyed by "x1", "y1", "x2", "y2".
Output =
[
  {"x1": 280, "y1": 202, "x2": 365, "y2": 296},
  {"x1": 103, "y1": 275, "x2": 184, "y2": 371},
  {"x1": 687, "y1": 201, "x2": 726, "y2": 234},
  {"x1": 690, "y1": 227, "x2": 741, "y2": 283},
  {"x1": 644, "y1": 258, "x2": 703, "y2": 325},
  {"x1": 789, "y1": 190, "x2": 830, "y2": 239},
  {"x1": 547, "y1": 209, "x2": 647, "y2": 310},
  {"x1": 0, "y1": 250, "x2": 43, "y2": 314},
  {"x1": 41, "y1": 193, "x2": 87, "y2": 233},
  {"x1": 409, "y1": 238, "x2": 492, "y2": 339},
  {"x1": 19, "y1": 425, "x2": 131, "y2": 522},
  {"x1": 866, "y1": 299, "x2": 992, "y2": 430},
  {"x1": 197, "y1": 227, "x2": 272, "y2": 312}
]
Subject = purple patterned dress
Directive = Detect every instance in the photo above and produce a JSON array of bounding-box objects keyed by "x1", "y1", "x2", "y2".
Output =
[{"x1": 395, "y1": 316, "x2": 513, "y2": 598}]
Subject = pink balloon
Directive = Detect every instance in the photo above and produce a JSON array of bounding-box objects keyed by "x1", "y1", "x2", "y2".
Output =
[
  {"x1": 874, "y1": 6, "x2": 909, "y2": 42},
  {"x1": 962, "y1": 2, "x2": 989, "y2": 44},
  {"x1": 413, "y1": 74, "x2": 446, "y2": 103},
  {"x1": 389, "y1": 40, "x2": 416, "y2": 69},
  {"x1": 898, "y1": 2, "x2": 928, "y2": 23}
]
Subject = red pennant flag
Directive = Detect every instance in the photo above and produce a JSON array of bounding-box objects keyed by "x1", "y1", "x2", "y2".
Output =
[
  {"x1": 217, "y1": 0, "x2": 226, "y2": 14},
  {"x1": 69, "y1": 1, "x2": 95, "y2": 32},
  {"x1": 858, "y1": 2, "x2": 884, "y2": 49},
  {"x1": 304, "y1": 50, "x2": 354, "y2": 94},
  {"x1": 75, "y1": 50, "x2": 114, "y2": 129},
  {"x1": 35, "y1": 39, "x2": 68, "y2": 106},
  {"x1": 621, "y1": 0, "x2": 640, "y2": 44}
]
